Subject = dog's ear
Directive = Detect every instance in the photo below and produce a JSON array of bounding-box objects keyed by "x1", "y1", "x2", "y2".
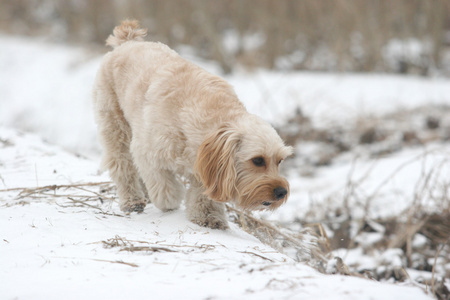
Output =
[{"x1": 194, "y1": 125, "x2": 240, "y2": 202}]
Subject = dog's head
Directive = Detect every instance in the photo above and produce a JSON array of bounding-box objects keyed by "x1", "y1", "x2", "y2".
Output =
[{"x1": 194, "y1": 115, "x2": 293, "y2": 211}]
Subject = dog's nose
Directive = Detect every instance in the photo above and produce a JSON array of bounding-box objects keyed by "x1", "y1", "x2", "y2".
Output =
[{"x1": 273, "y1": 187, "x2": 287, "y2": 200}]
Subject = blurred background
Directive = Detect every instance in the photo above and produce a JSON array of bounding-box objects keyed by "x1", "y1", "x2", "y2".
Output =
[
  {"x1": 1, "y1": 1, "x2": 450, "y2": 293},
  {"x1": 1, "y1": 0, "x2": 450, "y2": 75}
]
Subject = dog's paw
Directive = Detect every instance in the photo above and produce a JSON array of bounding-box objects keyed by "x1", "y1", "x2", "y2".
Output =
[
  {"x1": 191, "y1": 215, "x2": 229, "y2": 230},
  {"x1": 120, "y1": 201, "x2": 146, "y2": 213}
]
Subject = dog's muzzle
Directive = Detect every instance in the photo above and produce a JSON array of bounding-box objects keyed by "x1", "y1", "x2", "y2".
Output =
[{"x1": 262, "y1": 187, "x2": 288, "y2": 207}]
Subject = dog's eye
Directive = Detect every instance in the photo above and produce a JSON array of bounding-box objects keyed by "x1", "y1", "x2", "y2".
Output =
[
  {"x1": 252, "y1": 157, "x2": 266, "y2": 167},
  {"x1": 278, "y1": 159, "x2": 283, "y2": 165}
]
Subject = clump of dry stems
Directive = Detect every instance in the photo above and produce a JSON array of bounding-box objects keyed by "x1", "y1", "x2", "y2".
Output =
[{"x1": 226, "y1": 205, "x2": 331, "y2": 272}]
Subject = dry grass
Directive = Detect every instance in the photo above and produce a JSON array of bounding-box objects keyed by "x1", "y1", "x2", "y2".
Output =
[
  {"x1": 277, "y1": 105, "x2": 450, "y2": 172},
  {"x1": 100, "y1": 236, "x2": 177, "y2": 253},
  {"x1": 0, "y1": 181, "x2": 117, "y2": 213},
  {"x1": 1, "y1": 0, "x2": 448, "y2": 74},
  {"x1": 274, "y1": 104, "x2": 450, "y2": 299},
  {"x1": 227, "y1": 204, "x2": 329, "y2": 271}
]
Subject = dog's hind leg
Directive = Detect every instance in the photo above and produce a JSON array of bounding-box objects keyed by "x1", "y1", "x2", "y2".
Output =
[
  {"x1": 94, "y1": 89, "x2": 147, "y2": 213},
  {"x1": 185, "y1": 177, "x2": 229, "y2": 230}
]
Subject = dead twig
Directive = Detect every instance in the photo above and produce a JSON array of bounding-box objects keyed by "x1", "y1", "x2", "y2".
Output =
[
  {"x1": 54, "y1": 256, "x2": 138, "y2": 268},
  {"x1": 0, "y1": 181, "x2": 112, "y2": 194},
  {"x1": 90, "y1": 258, "x2": 139, "y2": 268},
  {"x1": 120, "y1": 246, "x2": 176, "y2": 253},
  {"x1": 238, "y1": 251, "x2": 275, "y2": 262},
  {"x1": 431, "y1": 238, "x2": 449, "y2": 298},
  {"x1": 66, "y1": 197, "x2": 104, "y2": 210}
]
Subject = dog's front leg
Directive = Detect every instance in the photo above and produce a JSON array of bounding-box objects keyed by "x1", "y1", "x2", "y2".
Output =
[{"x1": 185, "y1": 177, "x2": 229, "y2": 230}]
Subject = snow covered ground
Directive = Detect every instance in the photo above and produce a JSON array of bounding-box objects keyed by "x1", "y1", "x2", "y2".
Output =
[
  {"x1": 0, "y1": 128, "x2": 433, "y2": 300},
  {"x1": 1, "y1": 35, "x2": 449, "y2": 299}
]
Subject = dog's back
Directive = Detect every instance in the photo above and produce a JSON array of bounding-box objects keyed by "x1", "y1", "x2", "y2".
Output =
[{"x1": 96, "y1": 20, "x2": 244, "y2": 147}]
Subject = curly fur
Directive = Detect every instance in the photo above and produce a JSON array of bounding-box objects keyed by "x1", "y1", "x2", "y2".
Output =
[{"x1": 93, "y1": 20, "x2": 293, "y2": 229}]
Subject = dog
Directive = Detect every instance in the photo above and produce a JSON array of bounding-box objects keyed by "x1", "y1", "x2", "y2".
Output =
[{"x1": 93, "y1": 20, "x2": 293, "y2": 229}]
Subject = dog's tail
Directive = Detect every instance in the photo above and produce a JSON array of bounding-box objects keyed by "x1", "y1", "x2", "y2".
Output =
[{"x1": 106, "y1": 19, "x2": 147, "y2": 48}]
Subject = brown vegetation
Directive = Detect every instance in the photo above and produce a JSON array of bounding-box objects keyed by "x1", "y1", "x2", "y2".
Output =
[{"x1": 1, "y1": 0, "x2": 449, "y2": 74}]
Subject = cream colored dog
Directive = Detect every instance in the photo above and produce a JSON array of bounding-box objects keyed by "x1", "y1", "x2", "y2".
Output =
[{"x1": 93, "y1": 20, "x2": 293, "y2": 229}]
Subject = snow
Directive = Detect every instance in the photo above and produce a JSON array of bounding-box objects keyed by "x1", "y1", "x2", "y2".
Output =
[
  {"x1": 0, "y1": 35, "x2": 101, "y2": 159},
  {"x1": 1, "y1": 128, "x2": 433, "y2": 300},
  {"x1": 271, "y1": 145, "x2": 450, "y2": 222},
  {"x1": 226, "y1": 71, "x2": 450, "y2": 128},
  {"x1": 1, "y1": 35, "x2": 448, "y2": 299},
  {"x1": 0, "y1": 129, "x2": 432, "y2": 300}
]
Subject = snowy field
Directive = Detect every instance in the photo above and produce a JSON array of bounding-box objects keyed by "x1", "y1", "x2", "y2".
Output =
[{"x1": 1, "y1": 35, "x2": 449, "y2": 299}]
